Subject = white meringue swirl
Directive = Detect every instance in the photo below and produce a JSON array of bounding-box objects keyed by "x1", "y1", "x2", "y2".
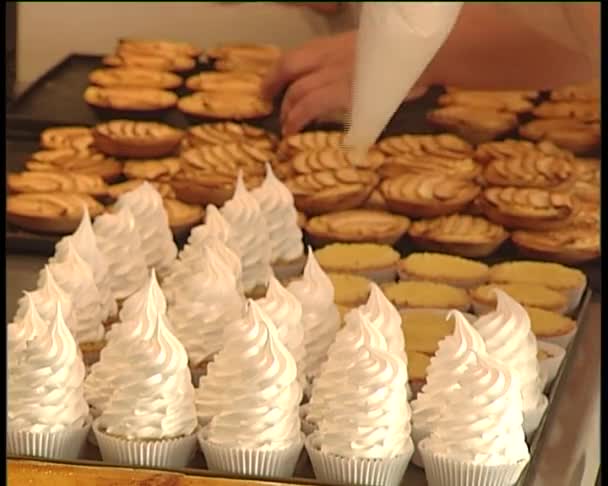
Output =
[{"x1": 118, "y1": 269, "x2": 167, "y2": 325}]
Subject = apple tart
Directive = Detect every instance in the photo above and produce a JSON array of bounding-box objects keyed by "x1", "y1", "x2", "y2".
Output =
[
  {"x1": 181, "y1": 143, "x2": 272, "y2": 178},
  {"x1": 122, "y1": 158, "x2": 182, "y2": 182},
  {"x1": 205, "y1": 43, "x2": 281, "y2": 63},
  {"x1": 40, "y1": 126, "x2": 93, "y2": 150},
  {"x1": 163, "y1": 198, "x2": 204, "y2": 236},
  {"x1": 378, "y1": 154, "x2": 481, "y2": 181},
  {"x1": 376, "y1": 133, "x2": 473, "y2": 159},
  {"x1": 305, "y1": 209, "x2": 410, "y2": 246},
  {"x1": 519, "y1": 119, "x2": 600, "y2": 154},
  {"x1": 213, "y1": 57, "x2": 276, "y2": 76},
  {"x1": 480, "y1": 186, "x2": 577, "y2": 230},
  {"x1": 8, "y1": 171, "x2": 108, "y2": 198},
  {"x1": 7, "y1": 192, "x2": 104, "y2": 234},
  {"x1": 118, "y1": 38, "x2": 203, "y2": 58},
  {"x1": 84, "y1": 86, "x2": 178, "y2": 112},
  {"x1": 474, "y1": 139, "x2": 574, "y2": 165},
  {"x1": 89, "y1": 68, "x2": 182, "y2": 90},
  {"x1": 92, "y1": 120, "x2": 184, "y2": 158},
  {"x1": 103, "y1": 53, "x2": 195, "y2": 73},
  {"x1": 550, "y1": 79, "x2": 600, "y2": 102},
  {"x1": 438, "y1": 89, "x2": 538, "y2": 113},
  {"x1": 185, "y1": 71, "x2": 263, "y2": 95},
  {"x1": 532, "y1": 101, "x2": 600, "y2": 123},
  {"x1": 571, "y1": 158, "x2": 600, "y2": 204},
  {"x1": 285, "y1": 168, "x2": 379, "y2": 216},
  {"x1": 107, "y1": 179, "x2": 176, "y2": 200},
  {"x1": 408, "y1": 214, "x2": 509, "y2": 258},
  {"x1": 185, "y1": 122, "x2": 277, "y2": 150},
  {"x1": 25, "y1": 154, "x2": 123, "y2": 183},
  {"x1": 177, "y1": 92, "x2": 273, "y2": 120},
  {"x1": 286, "y1": 147, "x2": 385, "y2": 176},
  {"x1": 380, "y1": 173, "x2": 480, "y2": 218},
  {"x1": 277, "y1": 131, "x2": 344, "y2": 160}
]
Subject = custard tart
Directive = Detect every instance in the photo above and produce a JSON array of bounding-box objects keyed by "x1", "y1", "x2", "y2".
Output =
[
  {"x1": 398, "y1": 252, "x2": 489, "y2": 289},
  {"x1": 84, "y1": 86, "x2": 178, "y2": 112},
  {"x1": 526, "y1": 306, "x2": 578, "y2": 348},
  {"x1": 178, "y1": 92, "x2": 273, "y2": 120},
  {"x1": 382, "y1": 280, "x2": 471, "y2": 312},
  {"x1": 328, "y1": 273, "x2": 372, "y2": 307},
  {"x1": 470, "y1": 283, "x2": 569, "y2": 315}
]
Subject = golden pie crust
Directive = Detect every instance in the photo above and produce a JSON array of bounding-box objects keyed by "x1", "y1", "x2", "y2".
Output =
[
  {"x1": 409, "y1": 214, "x2": 509, "y2": 258},
  {"x1": 181, "y1": 143, "x2": 272, "y2": 179},
  {"x1": 92, "y1": 120, "x2": 184, "y2": 158},
  {"x1": 277, "y1": 131, "x2": 344, "y2": 160},
  {"x1": 382, "y1": 280, "x2": 471, "y2": 312},
  {"x1": 532, "y1": 101, "x2": 600, "y2": 123},
  {"x1": 474, "y1": 139, "x2": 574, "y2": 165},
  {"x1": 178, "y1": 92, "x2": 273, "y2": 120},
  {"x1": 511, "y1": 227, "x2": 600, "y2": 265},
  {"x1": 427, "y1": 106, "x2": 519, "y2": 144},
  {"x1": 471, "y1": 283, "x2": 568, "y2": 314},
  {"x1": 305, "y1": 209, "x2": 410, "y2": 246},
  {"x1": 550, "y1": 79, "x2": 600, "y2": 102},
  {"x1": 285, "y1": 168, "x2": 379, "y2": 216},
  {"x1": 378, "y1": 154, "x2": 481, "y2": 181},
  {"x1": 519, "y1": 119, "x2": 600, "y2": 154},
  {"x1": 480, "y1": 186, "x2": 577, "y2": 230},
  {"x1": 89, "y1": 68, "x2": 182, "y2": 90},
  {"x1": 163, "y1": 198, "x2": 204, "y2": 236},
  {"x1": 185, "y1": 72, "x2": 263, "y2": 95},
  {"x1": 118, "y1": 38, "x2": 203, "y2": 58},
  {"x1": 8, "y1": 171, "x2": 108, "y2": 198},
  {"x1": 571, "y1": 158, "x2": 600, "y2": 204},
  {"x1": 84, "y1": 86, "x2": 178, "y2": 111},
  {"x1": 381, "y1": 173, "x2": 480, "y2": 218},
  {"x1": 376, "y1": 133, "x2": 473, "y2": 159},
  {"x1": 122, "y1": 157, "x2": 182, "y2": 182},
  {"x1": 185, "y1": 122, "x2": 278, "y2": 150},
  {"x1": 7, "y1": 192, "x2": 104, "y2": 234},
  {"x1": 107, "y1": 179, "x2": 176, "y2": 200},
  {"x1": 482, "y1": 152, "x2": 575, "y2": 191},
  {"x1": 328, "y1": 273, "x2": 372, "y2": 307},
  {"x1": 438, "y1": 89, "x2": 538, "y2": 113},
  {"x1": 40, "y1": 126, "x2": 93, "y2": 150},
  {"x1": 25, "y1": 154, "x2": 123, "y2": 184},
  {"x1": 285, "y1": 147, "x2": 385, "y2": 178},
  {"x1": 103, "y1": 53, "x2": 195, "y2": 73}
]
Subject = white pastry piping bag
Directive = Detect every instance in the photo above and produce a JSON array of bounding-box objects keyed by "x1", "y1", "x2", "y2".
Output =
[{"x1": 344, "y1": 2, "x2": 463, "y2": 162}]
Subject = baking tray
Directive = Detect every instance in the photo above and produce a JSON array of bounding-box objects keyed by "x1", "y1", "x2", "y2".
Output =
[{"x1": 7, "y1": 288, "x2": 592, "y2": 486}]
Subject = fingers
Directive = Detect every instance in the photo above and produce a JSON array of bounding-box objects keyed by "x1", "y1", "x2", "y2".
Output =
[{"x1": 261, "y1": 47, "x2": 322, "y2": 100}]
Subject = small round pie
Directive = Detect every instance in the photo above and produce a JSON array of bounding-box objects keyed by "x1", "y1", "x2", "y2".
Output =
[
  {"x1": 328, "y1": 273, "x2": 372, "y2": 307},
  {"x1": 277, "y1": 131, "x2": 344, "y2": 160},
  {"x1": 532, "y1": 101, "x2": 600, "y2": 123},
  {"x1": 7, "y1": 192, "x2": 104, "y2": 234},
  {"x1": 381, "y1": 173, "x2": 480, "y2": 218},
  {"x1": 480, "y1": 186, "x2": 577, "y2": 230},
  {"x1": 8, "y1": 171, "x2": 108, "y2": 198},
  {"x1": 470, "y1": 283, "x2": 569, "y2": 315},
  {"x1": 511, "y1": 228, "x2": 600, "y2": 266},
  {"x1": 285, "y1": 168, "x2": 379, "y2": 216},
  {"x1": 525, "y1": 306, "x2": 577, "y2": 347},
  {"x1": 376, "y1": 133, "x2": 473, "y2": 159},
  {"x1": 519, "y1": 119, "x2": 600, "y2": 154},
  {"x1": 185, "y1": 71, "x2": 263, "y2": 94},
  {"x1": 177, "y1": 92, "x2": 273, "y2": 120},
  {"x1": 186, "y1": 122, "x2": 278, "y2": 149},
  {"x1": 408, "y1": 214, "x2": 509, "y2": 258},
  {"x1": 314, "y1": 243, "x2": 401, "y2": 283},
  {"x1": 571, "y1": 157, "x2": 600, "y2": 204},
  {"x1": 474, "y1": 139, "x2": 574, "y2": 165},
  {"x1": 122, "y1": 157, "x2": 182, "y2": 182},
  {"x1": 107, "y1": 179, "x2": 176, "y2": 200},
  {"x1": 181, "y1": 143, "x2": 272, "y2": 178},
  {"x1": 437, "y1": 89, "x2": 538, "y2": 113},
  {"x1": 25, "y1": 154, "x2": 123, "y2": 183},
  {"x1": 382, "y1": 280, "x2": 471, "y2": 312},
  {"x1": 378, "y1": 154, "x2": 481, "y2": 181},
  {"x1": 89, "y1": 68, "x2": 182, "y2": 90},
  {"x1": 118, "y1": 38, "x2": 203, "y2": 58},
  {"x1": 40, "y1": 126, "x2": 93, "y2": 150},
  {"x1": 550, "y1": 79, "x2": 600, "y2": 102},
  {"x1": 398, "y1": 252, "x2": 489, "y2": 289},
  {"x1": 205, "y1": 43, "x2": 281, "y2": 63},
  {"x1": 305, "y1": 210, "x2": 410, "y2": 246},
  {"x1": 287, "y1": 147, "x2": 386, "y2": 175},
  {"x1": 163, "y1": 198, "x2": 204, "y2": 236},
  {"x1": 92, "y1": 120, "x2": 184, "y2": 158},
  {"x1": 84, "y1": 86, "x2": 178, "y2": 112},
  {"x1": 103, "y1": 53, "x2": 195, "y2": 73}
]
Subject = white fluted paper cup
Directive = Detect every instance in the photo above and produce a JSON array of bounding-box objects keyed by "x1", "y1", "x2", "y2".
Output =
[
  {"x1": 410, "y1": 421, "x2": 431, "y2": 469},
  {"x1": 563, "y1": 281, "x2": 586, "y2": 316},
  {"x1": 87, "y1": 407, "x2": 102, "y2": 447},
  {"x1": 419, "y1": 439, "x2": 529, "y2": 486},
  {"x1": 8, "y1": 416, "x2": 91, "y2": 460},
  {"x1": 538, "y1": 341, "x2": 566, "y2": 392},
  {"x1": 198, "y1": 429, "x2": 304, "y2": 478},
  {"x1": 523, "y1": 394, "x2": 549, "y2": 441},
  {"x1": 93, "y1": 420, "x2": 198, "y2": 468},
  {"x1": 305, "y1": 433, "x2": 413, "y2": 486}
]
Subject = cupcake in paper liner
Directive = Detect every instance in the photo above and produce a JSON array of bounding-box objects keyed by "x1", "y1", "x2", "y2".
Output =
[
  {"x1": 419, "y1": 351, "x2": 530, "y2": 486},
  {"x1": 94, "y1": 312, "x2": 198, "y2": 467},
  {"x1": 305, "y1": 308, "x2": 413, "y2": 486},
  {"x1": 196, "y1": 301, "x2": 304, "y2": 478},
  {"x1": 410, "y1": 310, "x2": 488, "y2": 468},
  {"x1": 8, "y1": 300, "x2": 91, "y2": 460}
]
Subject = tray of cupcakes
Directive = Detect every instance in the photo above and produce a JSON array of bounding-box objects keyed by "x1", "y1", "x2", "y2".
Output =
[{"x1": 7, "y1": 138, "x2": 594, "y2": 486}]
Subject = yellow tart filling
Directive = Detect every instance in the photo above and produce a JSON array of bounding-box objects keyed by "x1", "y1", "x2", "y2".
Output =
[
  {"x1": 400, "y1": 252, "x2": 489, "y2": 283},
  {"x1": 315, "y1": 243, "x2": 400, "y2": 271},
  {"x1": 472, "y1": 283, "x2": 567, "y2": 311},
  {"x1": 526, "y1": 306, "x2": 577, "y2": 337},
  {"x1": 328, "y1": 273, "x2": 372, "y2": 307},
  {"x1": 489, "y1": 261, "x2": 586, "y2": 292},
  {"x1": 382, "y1": 281, "x2": 471, "y2": 310}
]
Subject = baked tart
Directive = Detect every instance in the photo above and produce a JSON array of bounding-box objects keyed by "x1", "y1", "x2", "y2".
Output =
[
  {"x1": 31, "y1": 146, "x2": 105, "y2": 162},
  {"x1": 185, "y1": 122, "x2": 277, "y2": 150},
  {"x1": 427, "y1": 105, "x2": 519, "y2": 144},
  {"x1": 532, "y1": 101, "x2": 600, "y2": 123},
  {"x1": 376, "y1": 133, "x2": 473, "y2": 159},
  {"x1": 163, "y1": 198, "x2": 204, "y2": 236},
  {"x1": 398, "y1": 252, "x2": 489, "y2": 289},
  {"x1": 408, "y1": 214, "x2": 509, "y2": 258},
  {"x1": 84, "y1": 86, "x2": 178, "y2": 112},
  {"x1": 519, "y1": 119, "x2": 600, "y2": 154},
  {"x1": 550, "y1": 79, "x2": 600, "y2": 102},
  {"x1": 25, "y1": 154, "x2": 123, "y2": 183},
  {"x1": 380, "y1": 173, "x2": 480, "y2": 218},
  {"x1": 122, "y1": 157, "x2": 182, "y2": 182},
  {"x1": 474, "y1": 139, "x2": 574, "y2": 165},
  {"x1": 7, "y1": 192, "x2": 104, "y2": 234},
  {"x1": 305, "y1": 209, "x2": 410, "y2": 246},
  {"x1": 92, "y1": 120, "x2": 184, "y2": 158},
  {"x1": 118, "y1": 38, "x2": 203, "y2": 58},
  {"x1": 205, "y1": 43, "x2": 281, "y2": 63},
  {"x1": 181, "y1": 143, "x2": 272, "y2": 178},
  {"x1": 88, "y1": 68, "x2": 182, "y2": 90},
  {"x1": 40, "y1": 126, "x2": 93, "y2": 150},
  {"x1": 382, "y1": 280, "x2": 471, "y2": 312},
  {"x1": 328, "y1": 273, "x2": 372, "y2": 307},
  {"x1": 185, "y1": 71, "x2": 263, "y2": 94},
  {"x1": 526, "y1": 306, "x2": 577, "y2": 348},
  {"x1": 377, "y1": 154, "x2": 481, "y2": 181},
  {"x1": 285, "y1": 168, "x2": 379, "y2": 216},
  {"x1": 107, "y1": 179, "x2": 176, "y2": 200},
  {"x1": 438, "y1": 89, "x2": 538, "y2": 113},
  {"x1": 470, "y1": 283, "x2": 569, "y2": 315},
  {"x1": 8, "y1": 171, "x2": 108, "y2": 198},
  {"x1": 482, "y1": 152, "x2": 575, "y2": 190},
  {"x1": 571, "y1": 157, "x2": 600, "y2": 204},
  {"x1": 178, "y1": 92, "x2": 273, "y2": 120},
  {"x1": 213, "y1": 57, "x2": 276, "y2": 76},
  {"x1": 314, "y1": 243, "x2": 400, "y2": 283},
  {"x1": 276, "y1": 131, "x2": 344, "y2": 160},
  {"x1": 287, "y1": 147, "x2": 385, "y2": 175},
  {"x1": 102, "y1": 53, "x2": 195, "y2": 73},
  {"x1": 480, "y1": 186, "x2": 577, "y2": 230}
]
